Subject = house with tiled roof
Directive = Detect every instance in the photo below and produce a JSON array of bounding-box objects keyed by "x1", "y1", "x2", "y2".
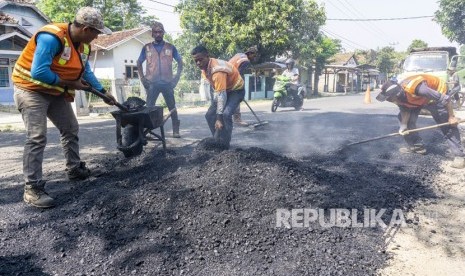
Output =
[
  {"x1": 320, "y1": 52, "x2": 379, "y2": 93},
  {"x1": 0, "y1": 0, "x2": 50, "y2": 103},
  {"x1": 90, "y1": 27, "x2": 152, "y2": 80}
]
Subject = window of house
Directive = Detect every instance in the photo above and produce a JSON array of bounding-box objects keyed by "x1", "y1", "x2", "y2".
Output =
[
  {"x1": 125, "y1": 66, "x2": 139, "y2": 79},
  {"x1": 0, "y1": 67, "x2": 10, "y2": 87}
]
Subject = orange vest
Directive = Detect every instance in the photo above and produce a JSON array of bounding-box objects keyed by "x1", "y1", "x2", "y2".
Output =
[
  {"x1": 144, "y1": 42, "x2": 174, "y2": 82},
  {"x1": 201, "y1": 58, "x2": 244, "y2": 92},
  {"x1": 399, "y1": 74, "x2": 448, "y2": 108},
  {"x1": 228, "y1": 53, "x2": 249, "y2": 71},
  {"x1": 12, "y1": 23, "x2": 90, "y2": 101}
]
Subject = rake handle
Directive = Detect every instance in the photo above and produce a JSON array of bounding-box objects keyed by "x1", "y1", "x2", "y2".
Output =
[
  {"x1": 402, "y1": 118, "x2": 465, "y2": 135},
  {"x1": 242, "y1": 99, "x2": 262, "y2": 123},
  {"x1": 345, "y1": 119, "x2": 465, "y2": 147}
]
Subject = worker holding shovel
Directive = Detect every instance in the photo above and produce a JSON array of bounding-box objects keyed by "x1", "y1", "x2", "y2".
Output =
[
  {"x1": 191, "y1": 45, "x2": 245, "y2": 149},
  {"x1": 376, "y1": 74, "x2": 465, "y2": 168},
  {"x1": 228, "y1": 45, "x2": 259, "y2": 126},
  {"x1": 12, "y1": 7, "x2": 115, "y2": 208}
]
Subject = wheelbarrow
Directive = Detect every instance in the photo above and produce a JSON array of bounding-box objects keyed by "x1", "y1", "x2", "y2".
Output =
[{"x1": 86, "y1": 87, "x2": 174, "y2": 157}]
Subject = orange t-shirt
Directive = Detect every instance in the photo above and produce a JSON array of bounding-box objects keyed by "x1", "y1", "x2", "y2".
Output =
[{"x1": 201, "y1": 58, "x2": 244, "y2": 93}]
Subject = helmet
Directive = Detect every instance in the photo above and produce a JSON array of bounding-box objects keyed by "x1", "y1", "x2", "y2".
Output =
[
  {"x1": 285, "y1": 58, "x2": 295, "y2": 66},
  {"x1": 376, "y1": 80, "x2": 402, "y2": 102}
]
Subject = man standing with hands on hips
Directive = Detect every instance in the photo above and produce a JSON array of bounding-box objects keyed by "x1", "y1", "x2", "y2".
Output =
[{"x1": 137, "y1": 21, "x2": 183, "y2": 138}]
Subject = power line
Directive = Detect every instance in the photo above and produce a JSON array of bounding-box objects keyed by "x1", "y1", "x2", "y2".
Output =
[
  {"x1": 336, "y1": 0, "x2": 396, "y2": 43},
  {"x1": 145, "y1": 0, "x2": 176, "y2": 8},
  {"x1": 144, "y1": 6, "x2": 176, "y2": 14},
  {"x1": 327, "y1": 15, "x2": 434, "y2": 21},
  {"x1": 321, "y1": 28, "x2": 369, "y2": 51},
  {"x1": 327, "y1": 0, "x2": 391, "y2": 46}
]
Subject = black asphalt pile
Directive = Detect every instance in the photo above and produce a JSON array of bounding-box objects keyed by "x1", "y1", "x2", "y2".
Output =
[{"x1": 0, "y1": 145, "x2": 438, "y2": 276}]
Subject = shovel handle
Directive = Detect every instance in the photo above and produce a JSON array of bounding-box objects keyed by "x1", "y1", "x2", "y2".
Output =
[{"x1": 86, "y1": 87, "x2": 129, "y2": 112}]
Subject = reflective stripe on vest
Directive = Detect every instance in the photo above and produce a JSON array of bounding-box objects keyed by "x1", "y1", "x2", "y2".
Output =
[
  {"x1": 13, "y1": 63, "x2": 66, "y2": 93},
  {"x1": 81, "y1": 44, "x2": 90, "y2": 64},
  {"x1": 58, "y1": 38, "x2": 90, "y2": 66},
  {"x1": 58, "y1": 37, "x2": 71, "y2": 65},
  {"x1": 403, "y1": 76, "x2": 423, "y2": 94}
]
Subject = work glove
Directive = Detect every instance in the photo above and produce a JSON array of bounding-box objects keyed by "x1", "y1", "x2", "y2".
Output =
[
  {"x1": 215, "y1": 114, "x2": 224, "y2": 130},
  {"x1": 398, "y1": 124, "x2": 408, "y2": 136}
]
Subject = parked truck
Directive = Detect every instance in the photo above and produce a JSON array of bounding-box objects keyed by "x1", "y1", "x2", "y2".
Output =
[
  {"x1": 398, "y1": 46, "x2": 465, "y2": 109},
  {"x1": 397, "y1": 46, "x2": 457, "y2": 83}
]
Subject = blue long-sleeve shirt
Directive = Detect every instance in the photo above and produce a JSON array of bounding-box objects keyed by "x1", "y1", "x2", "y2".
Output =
[{"x1": 30, "y1": 33, "x2": 103, "y2": 91}]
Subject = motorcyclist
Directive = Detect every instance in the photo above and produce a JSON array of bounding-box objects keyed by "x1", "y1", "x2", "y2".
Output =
[
  {"x1": 282, "y1": 58, "x2": 300, "y2": 85},
  {"x1": 281, "y1": 58, "x2": 304, "y2": 108}
]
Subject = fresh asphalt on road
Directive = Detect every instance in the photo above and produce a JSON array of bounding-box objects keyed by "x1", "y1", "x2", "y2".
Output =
[
  {"x1": 2, "y1": 91, "x2": 465, "y2": 275},
  {"x1": 1, "y1": 91, "x2": 464, "y2": 174}
]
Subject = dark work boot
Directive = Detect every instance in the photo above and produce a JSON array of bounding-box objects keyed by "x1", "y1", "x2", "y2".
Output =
[
  {"x1": 173, "y1": 119, "x2": 181, "y2": 138},
  {"x1": 67, "y1": 161, "x2": 91, "y2": 180},
  {"x1": 24, "y1": 180, "x2": 55, "y2": 208}
]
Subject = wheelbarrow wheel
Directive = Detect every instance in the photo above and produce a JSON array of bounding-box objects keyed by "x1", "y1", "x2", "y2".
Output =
[{"x1": 122, "y1": 125, "x2": 143, "y2": 157}]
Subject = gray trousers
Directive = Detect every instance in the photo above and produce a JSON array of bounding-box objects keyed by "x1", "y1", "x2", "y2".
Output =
[
  {"x1": 14, "y1": 86, "x2": 81, "y2": 183},
  {"x1": 398, "y1": 103, "x2": 465, "y2": 157}
]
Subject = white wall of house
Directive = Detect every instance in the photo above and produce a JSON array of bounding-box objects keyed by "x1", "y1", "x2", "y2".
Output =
[
  {"x1": 1, "y1": 5, "x2": 48, "y2": 34},
  {"x1": 113, "y1": 39, "x2": 147, "y2": 79},
  {"x1": 91, "y1": 50, "x2": 115, "y2": 79},
  {"x1": 91, "y1": 32, "x2": 151, "y2": 81}
]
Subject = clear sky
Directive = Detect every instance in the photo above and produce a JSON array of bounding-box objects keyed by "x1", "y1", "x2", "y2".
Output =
[
  {"x1": 319, "y1": 0, "x2": 459, "y2": 52},
  {"x1": 139, "y1": 0, "x2": 460, "y2": 52}
]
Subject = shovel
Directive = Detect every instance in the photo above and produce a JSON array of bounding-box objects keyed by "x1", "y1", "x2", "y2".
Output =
[
  {"x1": 343, "y1": 119, "x2": 465, "y2": 148},
  {"x1": 85, "y1": 86, "x2": 129, "y2": 112}
]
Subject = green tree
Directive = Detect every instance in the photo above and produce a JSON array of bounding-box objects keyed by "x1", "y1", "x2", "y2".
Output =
[
  {"x1": 435, "y1": 0, "x2": 465, "y2": 44},
  {"x1": 376, "y1": 46, "x2": 397, "y2": 78},
  {"x1": 460, "y1": 45, "x2": 465, "y2": 55},
  {"x1": 36, "y1": 0, "x2": 154, "y2": 31},
  {"x1": 311, "y1": 35, "x2": 341, "y2": 96},
  {"x1": 407, "y1": 39, "x2": 428, "y2": 53},
  {"x1": 176, "y1": 0, "x2": 326, "y2": 79},
  {"x1": 356, "y1": 49, "x2": 377, "y2": 65}
]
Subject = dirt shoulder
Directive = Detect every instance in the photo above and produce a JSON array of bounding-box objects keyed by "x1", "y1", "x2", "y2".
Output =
[{"x1": 380, "y1": 160, "x2": 465, "y2": 276}]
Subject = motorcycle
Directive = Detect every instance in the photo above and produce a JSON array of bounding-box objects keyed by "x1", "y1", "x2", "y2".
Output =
[{"x1": 271, "y1": 75, "x2": 304, "y2": 112}]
